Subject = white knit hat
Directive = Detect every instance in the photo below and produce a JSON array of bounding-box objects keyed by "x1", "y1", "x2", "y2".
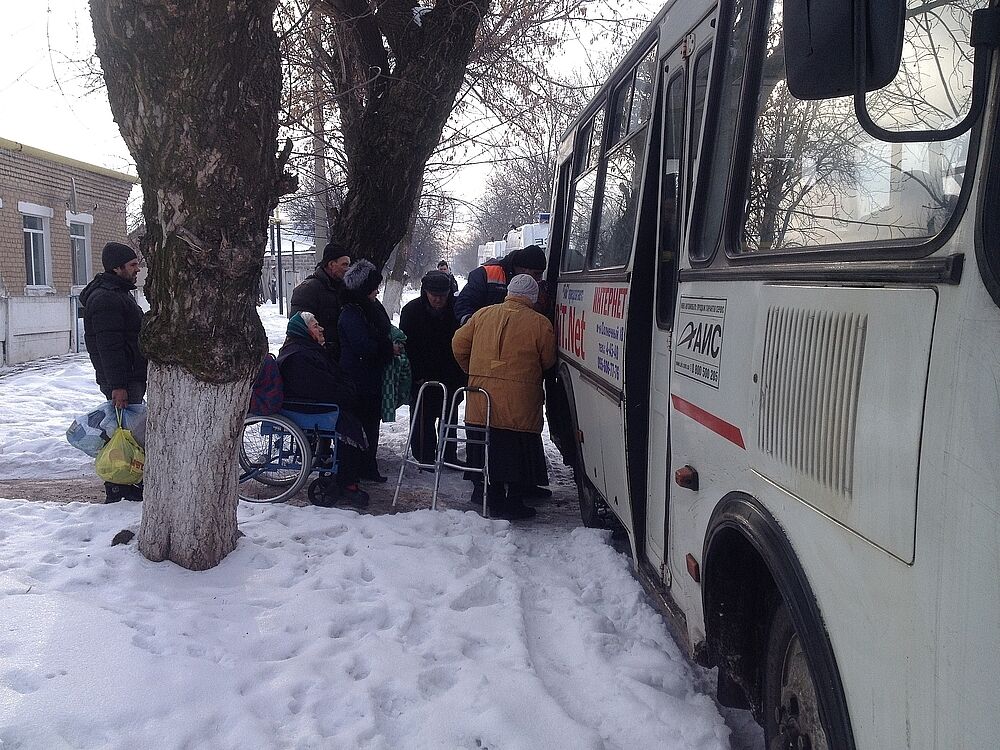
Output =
[{"x1": 507, "y1": 274, "x2": 539, "y2": 303}]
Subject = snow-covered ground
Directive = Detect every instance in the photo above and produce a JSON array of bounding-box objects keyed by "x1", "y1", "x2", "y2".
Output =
[{"x1": 0, "y1": 300, "x2": 763, "y2": 749}]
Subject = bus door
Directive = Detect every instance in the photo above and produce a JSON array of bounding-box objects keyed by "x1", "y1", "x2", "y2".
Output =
[{"x1": 645, "y1": 27, "x2": 713, "y2": 580}]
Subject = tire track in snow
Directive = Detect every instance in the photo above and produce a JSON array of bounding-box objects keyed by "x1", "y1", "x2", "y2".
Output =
[{"x1": 509, "y1": 524, "x2": 732, "y2": 750}]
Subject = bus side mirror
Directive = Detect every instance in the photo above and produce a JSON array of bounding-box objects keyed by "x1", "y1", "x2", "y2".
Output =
[{"x1": 783, "y1": 0, "x2": 905, "y2": 100}]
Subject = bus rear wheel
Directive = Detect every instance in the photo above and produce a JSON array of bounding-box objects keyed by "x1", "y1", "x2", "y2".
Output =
[
  {"x1": 764, "y1": 602, "x2": 830, "y2": 750},
  {"x1": 575, "y1": 471, "x2": 604, "y2": 528}
]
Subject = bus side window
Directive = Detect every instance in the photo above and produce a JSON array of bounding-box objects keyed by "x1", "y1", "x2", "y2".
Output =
[
  {"x1": 657, "y1": 70, "x2": 687, "y2": 328},
  {"x1": 687, "y1": 46, "x2": 713, "y2": 206},
  {"x1": 592, "y1": 45, "x2": 658, "y2": 270},
  {"x1": 563, "y1": 109, "x2": 605, "y2": 273}
]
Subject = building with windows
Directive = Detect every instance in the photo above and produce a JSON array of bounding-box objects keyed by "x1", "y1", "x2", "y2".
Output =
[{"x1": 0, "y1": 137, "x2": 136, "y2": 366}]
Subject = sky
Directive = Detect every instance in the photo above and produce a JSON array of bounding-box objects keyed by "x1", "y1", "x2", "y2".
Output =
[
  {"x1": 0, "y1": 300, "x2": 763, "y2": 749},
  {"x1": 0, "y1": 2, "x2": 660, "y2": 197},
  {"x1": 0, "y1": 2, "x2": 133, "y2": 174}
]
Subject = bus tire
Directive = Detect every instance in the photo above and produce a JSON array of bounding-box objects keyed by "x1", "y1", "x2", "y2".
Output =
[
  {"x1": 576, "y1": 472, "x2": 604, "y2": 528},
  {"x1": 764, "y1": 601, "x2": 830, "y2": 750}
]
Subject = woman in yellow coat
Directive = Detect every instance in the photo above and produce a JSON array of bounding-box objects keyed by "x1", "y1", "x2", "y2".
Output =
[{"x1": 452, "y1": 274, "x2": 557, "y2": 519}]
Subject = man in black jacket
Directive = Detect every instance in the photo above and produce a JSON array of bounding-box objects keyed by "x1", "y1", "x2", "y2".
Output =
[
  {"x1": 399, "y1": 271, "x2": 466, "y2": 465},
  {"x1": 436, "y1": 259, "x2": 459, "y2": 295},
  {"x1": 454, "y1": 244, "x2": 546, "y2": 324},
  {"x1": 289, "y1": 241, "x2": 351, "y2": 360},
  {"x1": 80, "y1": 242, "x2": 147, "y2": 503}
]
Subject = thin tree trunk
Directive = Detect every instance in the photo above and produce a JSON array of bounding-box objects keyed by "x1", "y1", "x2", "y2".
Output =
[
  {"x1": 139, "y1": 365, "x2": 251, "y2": 569},
  {"x1": 381, "y1": 177, "x2": 424, "y2": 318},
  {"x1": 381, "y1": 249, "x2": 408, "y2": 320}
]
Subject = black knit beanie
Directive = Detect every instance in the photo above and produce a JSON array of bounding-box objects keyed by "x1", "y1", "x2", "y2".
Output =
[
  {"x1": 102, "y1": 242, "x2": 137, "y2": 272},
  {"x1": 421, "y1": 271, "x2": 452, "y2": 294},
  {"x1": 510, "y1": 244, "x2": 546, "y2": 271},
  {"x1": 320, "y1": 241, "x2": 351, "y2": 266}
]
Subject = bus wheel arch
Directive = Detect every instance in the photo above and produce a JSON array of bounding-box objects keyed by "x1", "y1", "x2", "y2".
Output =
[{"x1": 702, "y1": 493, "x2": 856, "y2": 750}]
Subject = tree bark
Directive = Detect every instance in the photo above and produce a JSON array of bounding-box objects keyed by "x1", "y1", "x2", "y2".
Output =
[
  {"x1": 139, "y1": 366, "x2": 251, "y2": 569},
  {"x1": 91, "y1": 0, "x2": 293, "y2": 569},
  {"x1": 320, "y1": 0, "x2": 490, "y2": 267},
  {"x1": 312, "y1": 7, "x2": 329, "y2": 266}
]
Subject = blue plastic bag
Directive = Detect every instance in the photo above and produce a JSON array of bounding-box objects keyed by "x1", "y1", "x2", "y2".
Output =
[{"x1": 66, "y1": 401, "x2": 147, "y2": 458}]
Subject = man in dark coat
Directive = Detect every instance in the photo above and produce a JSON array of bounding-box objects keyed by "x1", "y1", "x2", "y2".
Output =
[
  {"x1": 79, "y1": 241, "x2": 147, "y2": 503},
  {"x1": 436, "y1": 259, "x2": 459, "y2": 295},
  {"x1": 454, "y1": 244, "x2": 546, "y2": 324},
  {"x1": 289, "y1": 241, "x2": 351, "y2": 360},
  {"x1": 399, "y1": 271, "x2": 466, "y2": 465}
]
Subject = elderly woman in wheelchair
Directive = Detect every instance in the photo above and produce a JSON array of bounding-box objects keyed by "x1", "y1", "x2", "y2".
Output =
[{"x1": 238, "y1": 312, "x2": 370, "y2": 507}]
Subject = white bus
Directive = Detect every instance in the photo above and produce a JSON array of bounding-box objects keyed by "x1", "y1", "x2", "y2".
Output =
[
  {"x1": 543, "y1": 0, "x2": 1000, "y2": 747},
  {"x1": 505, "y1": 217, "x2": 551, "y2": 253}
]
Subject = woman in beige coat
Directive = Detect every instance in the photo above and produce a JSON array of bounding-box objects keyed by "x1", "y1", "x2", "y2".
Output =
[{"x1": 452, "y1": 274, "x2": 557, "y2": 519}]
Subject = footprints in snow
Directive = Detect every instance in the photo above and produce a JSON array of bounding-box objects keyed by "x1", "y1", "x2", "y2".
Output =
[{"x1": 449, "y1": 576, "x2": 500, "y2": 612}]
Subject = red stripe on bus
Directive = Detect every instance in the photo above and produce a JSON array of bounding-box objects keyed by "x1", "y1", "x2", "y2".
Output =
[{"x1": 670, "y1": 395, "x2": 746, "y2": 450}]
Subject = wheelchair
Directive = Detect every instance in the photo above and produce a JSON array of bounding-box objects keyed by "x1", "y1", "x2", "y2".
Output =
[{"x1": 238, "y1": 400, "x2": 342, "y2": 504}]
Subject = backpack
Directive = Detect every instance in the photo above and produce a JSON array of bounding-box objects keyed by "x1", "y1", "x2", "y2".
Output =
[{"x1": 249, "y1": 353, "x2": 283, "y2": 415}]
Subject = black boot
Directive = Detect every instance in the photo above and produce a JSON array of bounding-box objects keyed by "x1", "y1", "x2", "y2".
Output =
[
  {"x1": 498, "y1": 500, "x2": 537, "y2": 521},
  {"x1": 360, "y1": 466, "x2": 388, "y2": 483},
  {"x1": 485, "y1": 484, "x2": 506, "y2": 517},
  {"x1": 122, "y1": 482, "x2": 144, "y2": 502},
  {"x1": 469, "y1": 481, "x2": 484, "y2": 505},
  {"x1": 489, "y1": 484, "x2": 536, "y2": 520},
  {"x1": 338, "y1": 483, "x2": 370, "y2": 508},
  {"x1": 513, "y1": 484, "x2": 551, "y2": 500},
  {"x1": 104, "y1": 482, "x2": 124, "y2": 503}
]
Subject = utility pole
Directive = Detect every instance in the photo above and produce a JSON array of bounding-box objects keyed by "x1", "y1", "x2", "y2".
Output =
[
  {"x1": 275, "y1": 209, "x2": 284, "y2": 315},
  {"x1": 268, "y1": 218, "x2": 276, "y2": 306}
]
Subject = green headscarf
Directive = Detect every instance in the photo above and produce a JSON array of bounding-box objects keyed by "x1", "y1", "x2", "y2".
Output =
[{"x1": 286, "y1": 312, "x2": 311, "y2": 340}]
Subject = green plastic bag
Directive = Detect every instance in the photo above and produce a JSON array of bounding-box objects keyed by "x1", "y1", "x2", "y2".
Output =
[{"x1": 96, "y1": 410, "x2": 145, "y2": 485}]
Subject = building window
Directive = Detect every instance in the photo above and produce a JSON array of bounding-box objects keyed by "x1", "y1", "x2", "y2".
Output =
[
  {"x1": 23, "y1": 215, "x2": 48, "y2": 286},
  {"x1": 69, "y1": 221, "x2": 90, "y2": 285},
  {"x1": 19, "y1": 201, "x2": 54, "y2": 291}
]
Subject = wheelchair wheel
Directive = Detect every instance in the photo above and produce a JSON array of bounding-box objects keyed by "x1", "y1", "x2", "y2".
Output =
[
  {"x1": 307, "y1": 477, "x2": 340, "y2": 507},
  {"x1": 238, "y1": 414, "x2": 313, "y2": 503}
]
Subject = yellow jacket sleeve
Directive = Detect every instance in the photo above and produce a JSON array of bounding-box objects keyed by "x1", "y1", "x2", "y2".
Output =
[{"x1": 452, "y1": 317, "x2": 474, "y2": 374}]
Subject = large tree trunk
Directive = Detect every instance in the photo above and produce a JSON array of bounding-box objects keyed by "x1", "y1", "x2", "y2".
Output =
[
  {"x1": 91, "y1": 0, "x2": 293, "y2": 569},
  {"x1": 139, "y1": 366, "x2": 252, "y2": 569},
  {"x1": 323, "y1": 0, "x2": 489, "y2": 267}
]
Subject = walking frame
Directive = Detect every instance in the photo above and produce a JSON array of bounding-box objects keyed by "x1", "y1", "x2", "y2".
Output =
[{"x1": 392, "y1": 382, "x2": 491, "y2": 516}]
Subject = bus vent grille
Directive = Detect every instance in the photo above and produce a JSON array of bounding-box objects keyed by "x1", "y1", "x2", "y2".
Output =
[{"x1": 758, "y1": 307, "x2": 868, "y2": 496}]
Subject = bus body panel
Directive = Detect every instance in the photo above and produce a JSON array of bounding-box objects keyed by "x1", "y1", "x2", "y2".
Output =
[
  {"x1": 566, "y1": 365, "x2": 609, "y2": 499},
  {"x1": 917, "y1": 261, "x2": 1000, "y2": 750},
  {"x1": 747, "y1": 283, "x2": 936, "y2": 563},
  {"x1": 556, "y1": 279, "x2": 633, "y2": 531}
]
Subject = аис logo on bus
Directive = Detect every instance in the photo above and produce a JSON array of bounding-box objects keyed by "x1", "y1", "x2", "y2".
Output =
[
  {"x1": 557, "y1": 302, "x2": 586, "y2": 359},
  {"x1": 677, "y1": 319, "x2": 723, "y2": 358}
]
